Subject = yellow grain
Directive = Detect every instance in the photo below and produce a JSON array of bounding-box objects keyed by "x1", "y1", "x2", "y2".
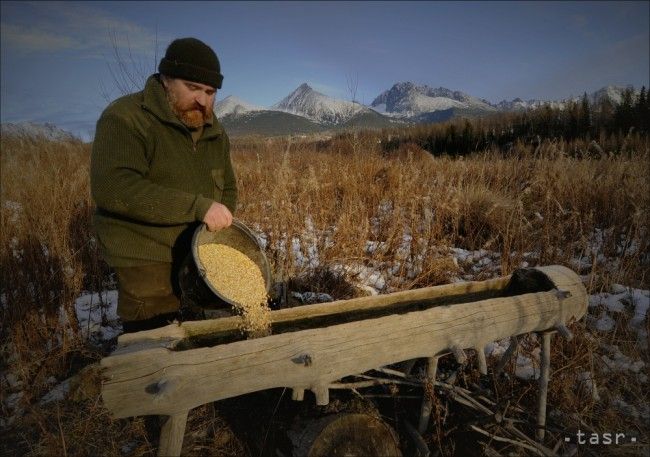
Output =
[{"x1": 198, "y1": 243, "x2": 271, "y2": 337}]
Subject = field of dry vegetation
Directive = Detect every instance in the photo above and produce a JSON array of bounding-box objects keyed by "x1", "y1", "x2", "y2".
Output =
[{"x1": 1, "y1": 129, "x2": 648, "y2": 456}]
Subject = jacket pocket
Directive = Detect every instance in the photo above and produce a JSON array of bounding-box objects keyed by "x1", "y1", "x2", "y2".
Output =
[{"x1": 211, "y1": 168, "x2": 225, "y2": 202}]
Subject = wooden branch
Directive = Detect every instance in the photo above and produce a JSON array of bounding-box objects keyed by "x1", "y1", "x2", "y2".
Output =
[
  {"x1": 449, "y1": 394, "x2": 482, "y2": 412},
  {"x1": 451, "y1": 345, "x2": 467, "y2": 364},
  {"x1": 102, "y1": 266, "x2": 587, "y2": 418},
  {"x1": 363, "y1": 394, "x2": 421, "y2": 399},
  {"x1": 401, "y1": 359, "x2": 419, "y2": 376},
  {"x1": 418, "y1": 356, "x2": 439, "y2": 433},
  {"x1": 555, "y1": 324, "x2": 573, "y2": 340},
  {"x1": 476, "y1": 346, "x2": 488, "y2": 375},
  {"x1": 374, "y1": 366, "x2": 409, "y2": 378},
  {"x1": 157, "y1": 410, "x2": 189, "y2": 457},
  {"x1": 449, "y1": 389, "x2": 494, "y2": 416},
  {"x1": 405, "y1": 420, "x2": 431, "y2": 457},
  {"x1": 330, "y1": 379, "x2": 395, "y2": 389},
  {"x1": 495, "y1": 336, "x2": 519, "y2": 375},
  {"x1": 470, "y1": 425, "x2": 546, "y2": 456},
  {"x1": 331, "y1": 376, "x2": 419, "y2": 389},
  {"x1": 312, "y1": 385, "x2": 329, "y2": 406},
  {"x1": 444, "y1": 369, "x2": 460, "y2": 386},
  {"x1": 356, "y1": 373, "x2": 421, "y2": 386},
  {"x1": 507, "y1": 423, "x2": 557, "y2": 457},
  {"x1": 537, "y1": 332, "x2": 553, "y2": 441}
]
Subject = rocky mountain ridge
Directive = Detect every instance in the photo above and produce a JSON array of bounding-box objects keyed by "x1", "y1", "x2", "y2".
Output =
[
  {"x1": 215, "y1": 82, "x2": 636, "y2": 136},
  {"x1": 2, "y1": 84, "x2": 638, "y2": 139},
  {"x1": 272, "y1": 83, "x2": 367, "y2": 125},
  {"x1": 1, "y1": 122, "x2": 79, "y2": 142},
  {"x1": 370, "y1": 82, "x2": 496, "y2": 116}
]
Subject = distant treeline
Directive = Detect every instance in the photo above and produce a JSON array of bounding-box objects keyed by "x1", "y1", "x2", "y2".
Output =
[{"x1": 377, "y1": 86, "x2": 649, "y2": 157}]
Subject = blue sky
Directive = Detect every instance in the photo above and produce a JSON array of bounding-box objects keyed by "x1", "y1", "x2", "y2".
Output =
[{"x1": 1, "y1": 1, "x2": 648, "y2": 140}]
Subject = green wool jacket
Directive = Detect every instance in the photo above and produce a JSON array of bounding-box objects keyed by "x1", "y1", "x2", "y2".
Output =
[{"x1": 91, "y1": 74, "x2": 237, "y2": 267}]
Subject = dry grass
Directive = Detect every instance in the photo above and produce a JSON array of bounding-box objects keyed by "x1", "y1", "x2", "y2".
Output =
[
  {"x1": 233, "y1": 134, "x2": 648, "y2": 289},
  {"x1": 1, "y1": 130, "x2": 648, "y2": 456}
]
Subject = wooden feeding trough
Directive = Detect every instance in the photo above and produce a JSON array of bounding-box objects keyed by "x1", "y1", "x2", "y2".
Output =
[{"x1": 100, "y1": 265, "x2": 587, "y2": 456}]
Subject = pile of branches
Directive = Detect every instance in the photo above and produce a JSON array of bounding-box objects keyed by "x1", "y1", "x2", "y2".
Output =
[{"x1": 332, "y1": 349, "x2": 584, "y2": 457}]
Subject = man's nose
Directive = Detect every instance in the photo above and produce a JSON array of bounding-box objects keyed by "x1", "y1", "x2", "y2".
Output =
[{"x1": 195, "y1": 92, "x2": 207, "y2": 107}]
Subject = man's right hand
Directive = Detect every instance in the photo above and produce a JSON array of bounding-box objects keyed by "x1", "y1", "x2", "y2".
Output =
[{"x1": 202, "y1": 202, "x2": 233, "y2": 231}]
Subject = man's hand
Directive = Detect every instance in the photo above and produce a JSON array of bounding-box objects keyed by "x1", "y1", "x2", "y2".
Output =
[{"x1": 202, "y1": 202, "x2": 233, "y2": 231}]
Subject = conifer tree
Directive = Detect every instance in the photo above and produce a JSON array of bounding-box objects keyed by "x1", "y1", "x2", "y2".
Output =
[
  {"x1": 580, "y1": 92, "x2": 592, "y2": 137},
  {"x1": 637, "y1": 86, "x2": 648, "y2": 133},
  {"x1": 615, "y1": 88, "x2": 635, "y2": 133}
]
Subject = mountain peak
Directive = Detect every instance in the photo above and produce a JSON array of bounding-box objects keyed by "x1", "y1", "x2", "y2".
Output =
[
  {"x1": 287, "y1": 83, "x2": 318, "y2": 100},
  {"x1": 273, "y1": 83, "x2": 365, "y2": 124},
  {"x1": 496, "y1": 85, "x2": 637, "y2": 111},
  {"x1": 215, "y1": 95, "x2": 262, "y2": 118},
  {"x1": 0, "y1": 122, "x2": 78, "y2": 142},
  {"x1": 371, "y1": 81, "x2": 495, "y2": 115}
]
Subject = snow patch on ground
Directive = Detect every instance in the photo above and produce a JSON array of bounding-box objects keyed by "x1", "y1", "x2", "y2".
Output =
[
  {"x1": 450, "y1": 247, "x2": 505, "y2": 280},
  {"x1": 332, "y1": 263, "x2": 387, "y2": 295},
  {"x1": 515, "y1": 352, "x2": 540, "y2": 380},
  {"x1": 1, "y1": 392, "x2": 24, "y2": 427},
  {"x1": 611, "y1": 397, "x2": 650, "y2": 421},
  {"x1": 484, "y1": 337, "x2": 542, "y2": 381},
  {"x1": 484, "y1": 338, "x2": 511, "y2": 359},
  {"x1": 3, "y1": 200, "x2": 23, "y2": 224},
  {"x1": 74, "y1": 290, "x2": 121, "y2": 342},
  {"x1": 39, "y1": 378, "x2": 71, "y2": 404},
  {"x1": 600, "y1": 344, "x2": 646, "y2": 379},
  {"x1": 588, "y1": 286, "x2": 649, "y2": 349},
  {"x1": 291, "y1": 291, "x2": 334, "y2": 305}
]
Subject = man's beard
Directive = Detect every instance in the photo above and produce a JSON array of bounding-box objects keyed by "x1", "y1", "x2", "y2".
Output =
[{"x1": 166, "y1": 89, "x2": 213, "y2": 129}]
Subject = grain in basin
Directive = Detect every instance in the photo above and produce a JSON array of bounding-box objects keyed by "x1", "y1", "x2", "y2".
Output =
[{"x1": 198, "y1": 243, "x2": 271, "y2": 337}]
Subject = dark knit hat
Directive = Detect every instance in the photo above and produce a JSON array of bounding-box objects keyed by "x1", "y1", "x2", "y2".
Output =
[{"x1": 158, "y1": 38, "x2": 223, "y2": 89}]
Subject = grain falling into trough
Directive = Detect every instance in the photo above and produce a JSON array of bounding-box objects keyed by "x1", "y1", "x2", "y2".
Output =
[{"x1": 198, "y1": 243, "x2": 271, "y2": 337}]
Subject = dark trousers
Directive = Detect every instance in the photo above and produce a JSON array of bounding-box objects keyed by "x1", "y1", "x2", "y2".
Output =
[{"x1": 115, "y1": 263, "x2": 181, "y2": 332}]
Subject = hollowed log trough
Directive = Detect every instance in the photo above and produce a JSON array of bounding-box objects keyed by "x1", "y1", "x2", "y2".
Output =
[{"x1": 100, "y1": 265, "x2": 587, "y2": 456}]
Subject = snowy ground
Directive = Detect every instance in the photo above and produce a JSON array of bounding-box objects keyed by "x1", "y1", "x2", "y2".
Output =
[{"x1": 74, "y1": 290, "x2": 122, "y2": 342}]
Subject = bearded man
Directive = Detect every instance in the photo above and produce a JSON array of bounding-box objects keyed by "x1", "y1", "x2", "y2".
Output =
[{"x1": 91, "y1": 38, "x2": 237, "y2": 332}]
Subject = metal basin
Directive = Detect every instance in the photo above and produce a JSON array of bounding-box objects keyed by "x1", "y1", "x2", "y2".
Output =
[{"x1": 191, "y1": 220, "x2": 272, "y2": 307}]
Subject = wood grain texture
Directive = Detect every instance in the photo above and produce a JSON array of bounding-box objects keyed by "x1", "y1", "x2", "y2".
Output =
[
  {"x1": 114, "y1": 276, "x2": 511, "y2": 355},
  {"x1": 157, "y1": 410, "x2": 188, "y2": 457},
  {"x1": 290, "y1": 413, "x2": 402, "y2": 457},
  {"x1": 101, "y1": 266, "x2": 586, "y2": 418}
]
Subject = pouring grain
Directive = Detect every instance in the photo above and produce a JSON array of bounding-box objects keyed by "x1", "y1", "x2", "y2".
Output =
[{"x1": 198, "y1": 243, "x2": 271, "y2": 337}]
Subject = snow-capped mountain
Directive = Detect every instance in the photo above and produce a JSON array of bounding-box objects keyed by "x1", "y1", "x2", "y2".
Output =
[
  {"x1": 371, "y1": 82, "x2": 496, "y2": 116},
  {"x1": 215, "y1": 96, "x2": 263, "y2": 118},
  {"x1": 496, "y1": 85, "x2": 635, "y2": 111},
  {"x1": 272, "y1": 83, "x2": 366, "y2": 125},
  {"x1": 216, "y1": 82, "x2": 637, "y2": 136},
  {"x1": 1, "y1": 122, "x2": 78, "y2": 142},
  {"x1": 589, "y1": 85, "x2": 631, "y2": 105},
  {"x1": 4, "y1": 84, "x2": 637, "y2": 141},
  {"x1": 495, "y1": 98, "x2": 566, "y2": 111}
]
